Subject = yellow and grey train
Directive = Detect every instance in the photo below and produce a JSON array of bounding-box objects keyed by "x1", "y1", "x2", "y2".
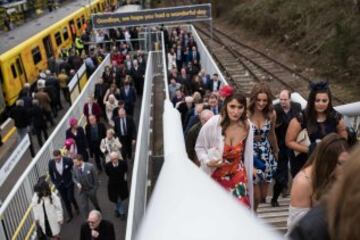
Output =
[{"x1": 0, "y1": 0, "x2": 117, "y2": 118}]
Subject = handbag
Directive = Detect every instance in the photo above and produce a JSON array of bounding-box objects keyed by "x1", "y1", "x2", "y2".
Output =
[
  {"x1": 294, "y1": 128, "x2": 311, "y2": 156},
  {"x1": 254, "y1": 156, "x2": 266, "y2": 172},
  {"x1": 36, "y1": 223, "x2": 47, "y2": 240}
]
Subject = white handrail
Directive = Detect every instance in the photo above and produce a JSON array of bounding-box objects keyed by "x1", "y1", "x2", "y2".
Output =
[
  {"x1": 190, "y1": 25, "x2": 228, "y2": 85},
  {"x1": 0, "y1": 54, "x2": 111, "y2": 239},
  {"x1": 125, "y1": 52, "x2": 154, "y2": 240}
]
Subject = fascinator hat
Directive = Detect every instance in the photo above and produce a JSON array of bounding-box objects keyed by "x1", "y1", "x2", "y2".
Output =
[
  {"x1": 64, "y1": 138, "x2": 75, "y2": 148},
  {"x1": 69, "y1": 117, "x2": 78, "y2": 127},
  {"x1": 219, "y1": 85, "x2": 234, "y2": 98},
  {"x1": 309, "y1": 80, "x2": 329, "y2": 92}
]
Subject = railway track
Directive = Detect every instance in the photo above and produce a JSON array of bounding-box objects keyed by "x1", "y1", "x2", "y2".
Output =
[{"x1": 195, "y1": 24, "x2": 346, "y2": 105}]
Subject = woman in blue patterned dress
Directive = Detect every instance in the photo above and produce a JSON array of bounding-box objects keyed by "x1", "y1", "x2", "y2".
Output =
[{"x1": 249, "y1": 82, "x2": 279, "y2": 211}]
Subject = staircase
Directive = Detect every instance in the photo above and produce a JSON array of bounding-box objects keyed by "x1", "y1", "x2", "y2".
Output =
[{"x1": 257, "y1": 196, "x2": 290, "y2": 234}]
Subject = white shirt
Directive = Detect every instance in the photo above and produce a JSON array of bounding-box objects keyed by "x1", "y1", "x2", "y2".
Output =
[{"x1": 55, "y1": 159, "x2": 63, "y2": 175}]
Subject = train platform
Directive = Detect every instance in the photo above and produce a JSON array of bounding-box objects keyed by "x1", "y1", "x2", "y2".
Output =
[
  {"x1": 0, "y1": 0, "x2": 94, "y2": 54},
  {"x1": 0, "y1": 101, "x2": 70, "y2": 200}
]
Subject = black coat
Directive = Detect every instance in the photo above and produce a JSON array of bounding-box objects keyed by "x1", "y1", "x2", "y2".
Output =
[
  {"x1": 85, "y1": 122, "x2": 107, "y2": 144},
  {"x1": 48, "y1": 157, "x2": 74, "y2": 189},
  {"x1": 114, "y1": 116, "x2": 136, "y2": 141},
  {"x1": 105, "y1": 161, "x2": 129, "y2": 202},
  {"x1": 66, "y1": 127, "x2": 88, "y2": 161},
  {"x1": 80, "y1": 219, "x2": 115, "y2": 240},
  {"x1": 274, "y1": 101, "x2": 302, "y2": 148},
  {"x1": 30, "y1": 105, "x2": 47, "y2": 128},
  {"x1": 10, "y1": 106, "x2": 29, "y2": 128}
]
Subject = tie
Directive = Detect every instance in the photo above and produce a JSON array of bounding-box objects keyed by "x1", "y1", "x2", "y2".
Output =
[{"x1": 121, "y1": 118, "x2": 126, "y2": 136}]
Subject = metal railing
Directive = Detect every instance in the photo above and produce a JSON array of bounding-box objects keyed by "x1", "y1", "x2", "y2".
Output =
[
  {"x1": 190, "y1": 25, "x2": 227, "y2": 85},
  {"x1": 125, "y1": 50, "x2": 163, "y2": 240},
  {"x1": 0, "y1": 54, "x2": 111, "y2": 240},
  {"x1": 161, "y1": 31, "x2": 169, "y2": 100}
]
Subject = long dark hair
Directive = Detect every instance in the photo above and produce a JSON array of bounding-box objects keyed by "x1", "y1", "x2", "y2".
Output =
[
  {"x1": 34, "y1": 176, "x2": 53, "y2": 204},
  {"x1": 248, "y1": 82, "x2": 274, "y2": 119},
  {"x1": 303, "y1": 133, "x2": 349, "y2": 202},
  {"x1": 305, "y1": 81, "x2": 335, "y2": 135},
  {"x1": 220, "y1": 92, "x2": 248, "y2": 136}
]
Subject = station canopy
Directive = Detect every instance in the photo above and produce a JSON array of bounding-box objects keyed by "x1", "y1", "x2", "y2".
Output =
[{"x1": 92, "y1": 4, "x2": 212, "y2": 29}]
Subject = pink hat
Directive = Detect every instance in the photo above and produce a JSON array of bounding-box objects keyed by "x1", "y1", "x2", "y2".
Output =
[
  {"x1": 69, "y1": 117, "x2": 78, "y2": 127},
  {"x1": 64, "y1": 138, "x2": 75, "y2": 147}
]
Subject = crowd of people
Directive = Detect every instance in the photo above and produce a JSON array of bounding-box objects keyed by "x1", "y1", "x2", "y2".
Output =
[
  {"x1": 8, "y1": 22, "x2": 358, "y2": 239},
  {"x1": 30, "y1": 37, "x2": 144, "y2": 239},
  {"x1": 164, "y1": 26, "x2": 359, "y2": 239}
]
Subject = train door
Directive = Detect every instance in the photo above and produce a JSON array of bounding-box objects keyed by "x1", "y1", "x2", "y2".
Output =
[
  {"x1": 12, "y1": 56, "x2": 27, "y2": 86},
  {"x1": 42, "y1": 35, "x2": 54, "y2": 59}
]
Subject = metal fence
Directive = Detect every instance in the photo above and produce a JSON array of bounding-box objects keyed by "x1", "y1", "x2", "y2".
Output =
[
  {"x1": 190, "y1": 25, "x2": 227, "y2": 85},
  {"x1": 125, "y1": 50, "x2": 163, "y2": 240},
  {"x1": 0, "y1": 54, "x2": 111, "y2": 240}
]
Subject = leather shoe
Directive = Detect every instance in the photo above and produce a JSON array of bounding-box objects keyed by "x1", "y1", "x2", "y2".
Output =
[
  {"x1": 271, "y1": 199, "x2": 280, "y2": 207},
  {"x1": 66, "y1": 216, "x2": 73, "y2": 223}
]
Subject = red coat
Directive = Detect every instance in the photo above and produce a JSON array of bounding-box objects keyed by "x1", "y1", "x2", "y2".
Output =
[{"x1": 83, "y1": 102, "x2": 101, "y2": 122}]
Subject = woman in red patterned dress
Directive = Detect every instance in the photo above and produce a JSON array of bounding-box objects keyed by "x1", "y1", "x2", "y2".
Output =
[{"x1": 196, "y1": 86, "x2": 254, "y2": 208}]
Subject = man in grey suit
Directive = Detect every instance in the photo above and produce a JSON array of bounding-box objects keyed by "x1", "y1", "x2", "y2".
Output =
[{"x1": 73, "y1": 154, "x2": 101, "y2": 218}]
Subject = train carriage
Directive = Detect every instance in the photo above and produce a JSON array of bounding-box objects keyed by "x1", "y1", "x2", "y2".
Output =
[{"x1": 0, "y1": 0, "x2": 118, "y2": 116}]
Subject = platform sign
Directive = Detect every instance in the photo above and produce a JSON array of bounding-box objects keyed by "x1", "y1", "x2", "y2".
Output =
[
  {"x1": 0, "y1": 134, "x2": 30, "y2": 187},
  {"x1": 92, "y1": 4, "x2": 212, "y2": 29}
]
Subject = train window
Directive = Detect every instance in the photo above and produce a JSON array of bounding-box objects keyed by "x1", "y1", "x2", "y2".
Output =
[
  {"x1": 16, "y1": 59, "x2": 23, "y2": 75},
  {"x1": 32, "y1": 47, "x2": 42, "y2": 65},
  {"x1": 62, "y1": 27, "x2": 69, "y2": 41},
  {"x1": 76, "y1": 18, "x2": 82, "y2": 29},
  {"x1": 55, "y1": 32, "x2": 62, "y2": 46},
  {"x1": 11, "y1": 64, "x2": 17, "y2": 78}
]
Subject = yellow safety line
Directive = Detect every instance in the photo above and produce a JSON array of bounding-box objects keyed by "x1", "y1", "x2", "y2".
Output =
[
  {"x1": 11, "y1": 205, "x2": 33, "y2": 240},
  {"x1": 2, "y1": 127, "x2": 16, "y2": 142},
  {"x1": 24, "y1": 222, "x2": 36, "y2": 240},
  {"x1": 10, "y1": 176, "x2": 53, "y2": 239}
]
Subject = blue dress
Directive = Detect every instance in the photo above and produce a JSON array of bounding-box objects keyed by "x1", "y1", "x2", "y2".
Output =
[{"x1": 253, "y1": 119, "x2": 277, "y2": 183}]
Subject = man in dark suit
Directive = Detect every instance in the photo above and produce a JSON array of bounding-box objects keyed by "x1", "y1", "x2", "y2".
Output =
[
  {"x1": 73, "y1": 154, "x2": 101, "y2": 218},
  {"x1": 119, "y1": 77, "x2": 136, "y2": 116},
  {"x1": 83, "y1": 96, "x2": 102, "y2": 123},
  {"x1": 271, "y1": 89, "x2": 302, "y2": 207},
  {"x1": 105, "y1": 152, "x2": 129, "y2": 220},
  {"x1": 114, "y1": 108, "x2": 136, "y2": 160},
  {"x1": 186, "y1": 110, "x2": 214, "y2": 166},
  {"x1": 129, "y1": 60, "x2": 144, "y2": 96},
  {"x1": 189, "y1": 46, "x2": 200, "y2": 63},
  {"x1": 207, "y1": 73, "x2": 222, "y2": 92},
  {"x1": 49, "y1": 149, "x2": 79, "y2": 222},
  {"x1": 80, "y1": 210, "x2": 115, "y2": 240},
  {"x1": 208, "y1": 93, "x2": 221, "y2": 115},
  {"x1": 85, "y1": 115, "x2": 106, "y2": 172}
]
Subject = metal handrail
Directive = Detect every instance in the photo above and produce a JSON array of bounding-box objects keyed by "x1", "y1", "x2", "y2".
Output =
[
  {"x1": 161, "y1": 31, "x2": 169, "y2": 100},
  {"x1": 125, "y1": 51, "x2": 155, "y2": 240},
  {"x1": 0, "y1": 54, "x2": 111, "y2": 240}
]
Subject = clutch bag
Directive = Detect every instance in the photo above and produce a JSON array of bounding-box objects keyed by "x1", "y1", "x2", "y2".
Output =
[{"x1": 294, "y1": 128, "x2": 310, "y2": 156}]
